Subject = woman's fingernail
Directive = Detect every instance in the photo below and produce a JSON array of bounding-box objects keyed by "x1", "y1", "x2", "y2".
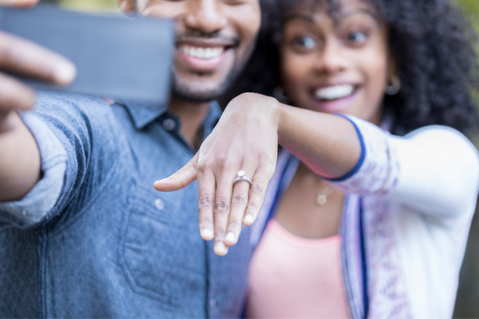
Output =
[
  {"x1": 215, "y1": 242, "x2": 227, "y2": 255},
  {"x1": 244, "y1": 214, "x2": 254, "y2": 225},
  {"x1": 201, "y1": 229, "x2": 213, "y2": 240},
  {"x1": 225, "y1": 232, "x2": 235, "y2": 244},
  {"x1": 54, "y1": 61, "x2": 77, "y2": 85}
]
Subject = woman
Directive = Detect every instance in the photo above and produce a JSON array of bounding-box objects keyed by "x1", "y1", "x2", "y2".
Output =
[{"x1": 155, "y1": 0, "x2": 479, "y2": 317}]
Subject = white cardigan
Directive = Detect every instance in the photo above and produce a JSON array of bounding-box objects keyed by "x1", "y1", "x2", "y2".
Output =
[{"x1": 251, "y1": 116, "x2": 479, "y2": 319}]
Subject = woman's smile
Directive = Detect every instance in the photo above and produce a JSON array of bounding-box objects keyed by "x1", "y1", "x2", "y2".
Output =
[{"x1": 309, "y1": 83, "x2": 361, "y2": 112}]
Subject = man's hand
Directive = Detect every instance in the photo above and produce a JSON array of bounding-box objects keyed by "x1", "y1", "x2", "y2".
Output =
[
  {"x1": 0, "y1": 0, "x2": 76, "y2": 201},
  {"x1": 0, "y1": 31, "x2": 76, "y2": 121}
]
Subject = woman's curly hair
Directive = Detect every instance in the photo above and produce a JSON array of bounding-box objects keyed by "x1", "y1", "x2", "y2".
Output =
[{"x1": 224, "y1": 0, "x2": 479, "y2": 135}]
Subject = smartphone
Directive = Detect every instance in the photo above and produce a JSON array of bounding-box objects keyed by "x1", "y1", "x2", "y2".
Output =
[{"x1": 0, "y1": 5, "x2": 174, "y2": 105}]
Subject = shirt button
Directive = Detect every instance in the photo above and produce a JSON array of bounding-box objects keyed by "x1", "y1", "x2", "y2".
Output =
[
  {"x1": 163, "y1": 118, "x2": 176, "y2": 131},
  {"x1": 209, "y1": 298, "x2": 216, "y2": 308},
  {"x1": 155, "y1": 198, "x2": 165, "y2": 211}
]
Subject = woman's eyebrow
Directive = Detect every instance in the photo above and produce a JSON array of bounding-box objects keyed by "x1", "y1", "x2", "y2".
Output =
[{"x1": 283, "y1": 13, "x2": 315, "y2": 24}]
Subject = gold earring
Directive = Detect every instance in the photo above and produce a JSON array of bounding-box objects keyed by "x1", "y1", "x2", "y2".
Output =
[{"x1": 385, "y1": 75, "x2": 401, "y2": 96}]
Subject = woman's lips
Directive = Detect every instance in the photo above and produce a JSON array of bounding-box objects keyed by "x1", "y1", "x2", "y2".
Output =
[{"x1": 310, "y1": 84, "x2": 360, "y2": 113}]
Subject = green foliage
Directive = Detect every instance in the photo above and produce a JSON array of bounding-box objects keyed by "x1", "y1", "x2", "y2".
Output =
[
  {"x1": 456, "y1": 0, "x2": 479, "y2": 31},
  {"x1": 59, "y1": 0, "x2": 118, "y2": 10}
]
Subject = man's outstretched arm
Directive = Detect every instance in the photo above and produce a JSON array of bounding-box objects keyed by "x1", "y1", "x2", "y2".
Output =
[{"x1": 0, "y1": 0, "x2": 76, "y2": 202}]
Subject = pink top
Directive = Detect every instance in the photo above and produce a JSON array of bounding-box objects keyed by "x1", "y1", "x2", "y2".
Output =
[{"x1": 245, "y1": 219, "x2": 351, "y2": 319}]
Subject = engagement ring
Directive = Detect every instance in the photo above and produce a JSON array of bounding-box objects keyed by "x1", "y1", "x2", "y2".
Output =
[{"x1": 233, "y1": 170, "x2": 253, "y2": 187}]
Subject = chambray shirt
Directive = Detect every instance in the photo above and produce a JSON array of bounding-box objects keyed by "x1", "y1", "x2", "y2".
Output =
[{"x1": 0, "y1": 92, "x2": 252, "y2": 318}]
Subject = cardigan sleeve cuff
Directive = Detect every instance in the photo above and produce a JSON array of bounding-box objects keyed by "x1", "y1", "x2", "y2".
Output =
[{"x1": 325, "y1": 114, "x2": 400, "y2": 196}]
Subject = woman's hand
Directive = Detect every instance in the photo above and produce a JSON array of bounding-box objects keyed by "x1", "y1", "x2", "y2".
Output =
[{"x1": 154, "y1": 93, "x2": 280, "y2": 256}]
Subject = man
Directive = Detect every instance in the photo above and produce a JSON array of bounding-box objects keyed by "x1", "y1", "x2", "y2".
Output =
[{"x1": 0, "y1": 0, "x2": 261, "y2": 317}]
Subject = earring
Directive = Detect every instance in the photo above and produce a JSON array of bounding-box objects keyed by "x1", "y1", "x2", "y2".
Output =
[{"x1": 385, "y1": 75, "x2": 401, "y2": 96}]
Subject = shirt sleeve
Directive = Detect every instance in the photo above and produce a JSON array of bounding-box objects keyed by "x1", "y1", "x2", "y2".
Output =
[
  {"x1": 0, "y1": 92, "x2": 122, "y2": 229},
  {"x1": 0, "y1": 112, "x2": 67, "y2": 228},
  {"x1": 328, "y1": 115, "x2": 479, "y2": 220}
]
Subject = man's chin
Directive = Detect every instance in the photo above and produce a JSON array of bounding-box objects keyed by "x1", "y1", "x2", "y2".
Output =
[
  {"x1": 171, "y1": 86, "x2": 223, "y2": 103},
  {"x1": 171, "y1": 76, "x2": 235, "y2": 104}
]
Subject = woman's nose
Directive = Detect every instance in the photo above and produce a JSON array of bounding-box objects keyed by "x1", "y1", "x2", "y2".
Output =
[
  {"x1": 185, "y1": 0, "x2": 228, "y2": 35},
  {"x1": 315, "y1": 40, "x2": 347, "y2": 74}
]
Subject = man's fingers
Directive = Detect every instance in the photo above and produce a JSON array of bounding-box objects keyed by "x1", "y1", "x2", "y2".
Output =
[
  {"x1": 0, "y1": 0, "x2": 40, "y2": 7},
  {"x1": 0, "y1": 72, "x2": 35, "y2": 111},
  {"x1": 154, "y1": 155, "x2": 198, "y2": 192},
  {"x1": 243, "y1": 164, "x2": 274, "y2": 226},
  {"x1": 197, "y1": 170, "x2": 215, "y2": 241},
  {"x1": 224, "y1": 177, "x2": 251, "y2": 246},
  {"x1": 0, "y1": 32, "x2": 76, "y2": 86}
]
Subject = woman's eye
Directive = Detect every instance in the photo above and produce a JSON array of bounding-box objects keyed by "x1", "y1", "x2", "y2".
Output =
[
  {"x1": 294, "y1": 36, "x2": 316, "y2": 49},
  {"x1": 347, "y1": 31, "x2": 368, "y2": 43}
]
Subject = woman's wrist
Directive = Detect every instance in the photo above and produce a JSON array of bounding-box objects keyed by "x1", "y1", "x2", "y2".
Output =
[{"x1": 276, "y1": 100, "x2": 290, "y2": 142}]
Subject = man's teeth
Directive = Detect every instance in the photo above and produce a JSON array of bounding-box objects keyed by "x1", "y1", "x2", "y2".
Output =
[
  {"x1": 179, "y1": 46, "x2": 224, "y2": 59},
  {"x1": 315, "y1": 85, "x2": 355, "y2": 100}
]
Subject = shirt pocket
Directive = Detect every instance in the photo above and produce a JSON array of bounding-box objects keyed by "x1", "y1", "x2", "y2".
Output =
[{"x1": 118, "y1": 179, "x2": 187, "y2": 306}]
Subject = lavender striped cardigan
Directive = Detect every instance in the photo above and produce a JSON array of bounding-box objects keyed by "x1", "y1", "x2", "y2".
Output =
[{"x1": 251, "y1": 115, "x2": 479, "y2": 319}]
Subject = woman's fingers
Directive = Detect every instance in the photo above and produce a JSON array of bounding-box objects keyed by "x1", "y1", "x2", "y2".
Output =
[
  {"x1": 0, "y1": 32, "x2": 76, "y2": 87},
  {"x1": 154, "y1": 154, "x2": 199, "y2": 192},
  {"x1": 197, "y1": 169, "x2": 216, "y2": 241},
  {"x1": 244, "y1": 163, "x2": 275, "y2": 226},
  {"x1": 212, "y1": 170, "x2": 236, "y2": 256},
  {"x1": 224, "y1": 174, "x2": 252, "y2": 246}
]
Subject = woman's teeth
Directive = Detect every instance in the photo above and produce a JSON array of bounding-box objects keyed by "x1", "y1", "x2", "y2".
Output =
[
  {"x1": 179, "y1": 46, "x2": 224, "y2": 60},
  {"x1": 315, "y1": 85, "x2": 355, "y2": 100}
]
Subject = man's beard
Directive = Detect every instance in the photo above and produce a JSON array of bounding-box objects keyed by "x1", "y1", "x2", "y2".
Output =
[
  {"x1": 171, "y1": 37, "x2": 256, "y2": 103},
  {"x1": 171, "y1": 62, "x2": 242, "y2": 103}
]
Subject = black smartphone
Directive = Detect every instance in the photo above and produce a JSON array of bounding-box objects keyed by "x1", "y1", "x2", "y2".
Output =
[{"x1": 0, "y1": 5, "x2": 174, "y2": 104}]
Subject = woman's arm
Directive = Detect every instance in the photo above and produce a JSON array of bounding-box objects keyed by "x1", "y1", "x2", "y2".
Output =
[
  {"x1": 154, "y1": 93, "x2": 363, "y2": 255},
  {"x1": 154, "y1": 92, "x2": 479, "y2": 254},
  {"x1": 277, "y1": 98, "x2": 361, "y2": 179}
]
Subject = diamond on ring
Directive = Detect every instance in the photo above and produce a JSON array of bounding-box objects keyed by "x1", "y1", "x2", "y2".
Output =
[{"x1": 233, "y1": 170, "x2": 253, "y2": 187}]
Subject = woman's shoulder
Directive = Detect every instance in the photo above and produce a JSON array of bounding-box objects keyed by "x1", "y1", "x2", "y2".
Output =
[{"x1": 399, "y1": 125, "x2": 479, "y2": 161}]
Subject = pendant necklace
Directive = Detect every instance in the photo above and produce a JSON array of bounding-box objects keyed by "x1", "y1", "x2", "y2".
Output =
[{"x1": 316, "y1": 184, "x2": 334, "y2": 205}]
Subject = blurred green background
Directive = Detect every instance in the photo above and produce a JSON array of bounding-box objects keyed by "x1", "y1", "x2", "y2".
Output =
[
  {"x1": 37, "y1": 0, "x2": 479, "y2": 317},
  {"x1": 41, "y1": 0, "x2": 119, "y2": 10}
]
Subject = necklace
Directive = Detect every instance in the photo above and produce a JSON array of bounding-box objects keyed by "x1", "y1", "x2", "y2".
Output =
[{"x1": 316, "y1": 184, "x2": 334, "y2": 205}]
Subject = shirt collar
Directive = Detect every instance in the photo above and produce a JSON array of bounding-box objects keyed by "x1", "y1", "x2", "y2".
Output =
[
  {"x1": 119, "y1": 100, "x2": 222, "y2": 131},
  {"x1": 120, "y1": 100, "x2": 168, "y2": 130},
  {"x1": 203, "y1": 100, "x2": 222, "y2": 135}
]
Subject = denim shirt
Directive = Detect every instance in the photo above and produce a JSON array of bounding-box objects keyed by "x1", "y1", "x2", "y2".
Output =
[{"x1": 0, "y1": 93, "x2": 252, "y2": 318}]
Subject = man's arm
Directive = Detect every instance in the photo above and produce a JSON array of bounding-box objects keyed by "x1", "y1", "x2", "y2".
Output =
[{"x1": 0, "y1": 2, "x2": 76, "y2": 202}]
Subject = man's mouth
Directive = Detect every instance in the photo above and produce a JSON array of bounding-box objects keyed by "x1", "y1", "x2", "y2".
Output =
[
  {"x1": 314, "y1": 84, "x2": 357, "y2": 101},
  {"x1": 175, "y1": 37, "x2": 237, "y2": 73},
  {"x1": 178, "y1": 45, "x2": 225, "y2": 60}
]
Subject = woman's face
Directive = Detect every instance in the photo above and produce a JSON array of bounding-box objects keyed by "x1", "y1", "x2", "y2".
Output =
[{"x1": 280, "y1": 0, "x2": 391, "y2": 124}]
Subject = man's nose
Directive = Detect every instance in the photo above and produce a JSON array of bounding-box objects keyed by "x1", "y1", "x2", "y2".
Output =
[{"x1": 185, "y1": 0, "x2": 227, "y2": 35}]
